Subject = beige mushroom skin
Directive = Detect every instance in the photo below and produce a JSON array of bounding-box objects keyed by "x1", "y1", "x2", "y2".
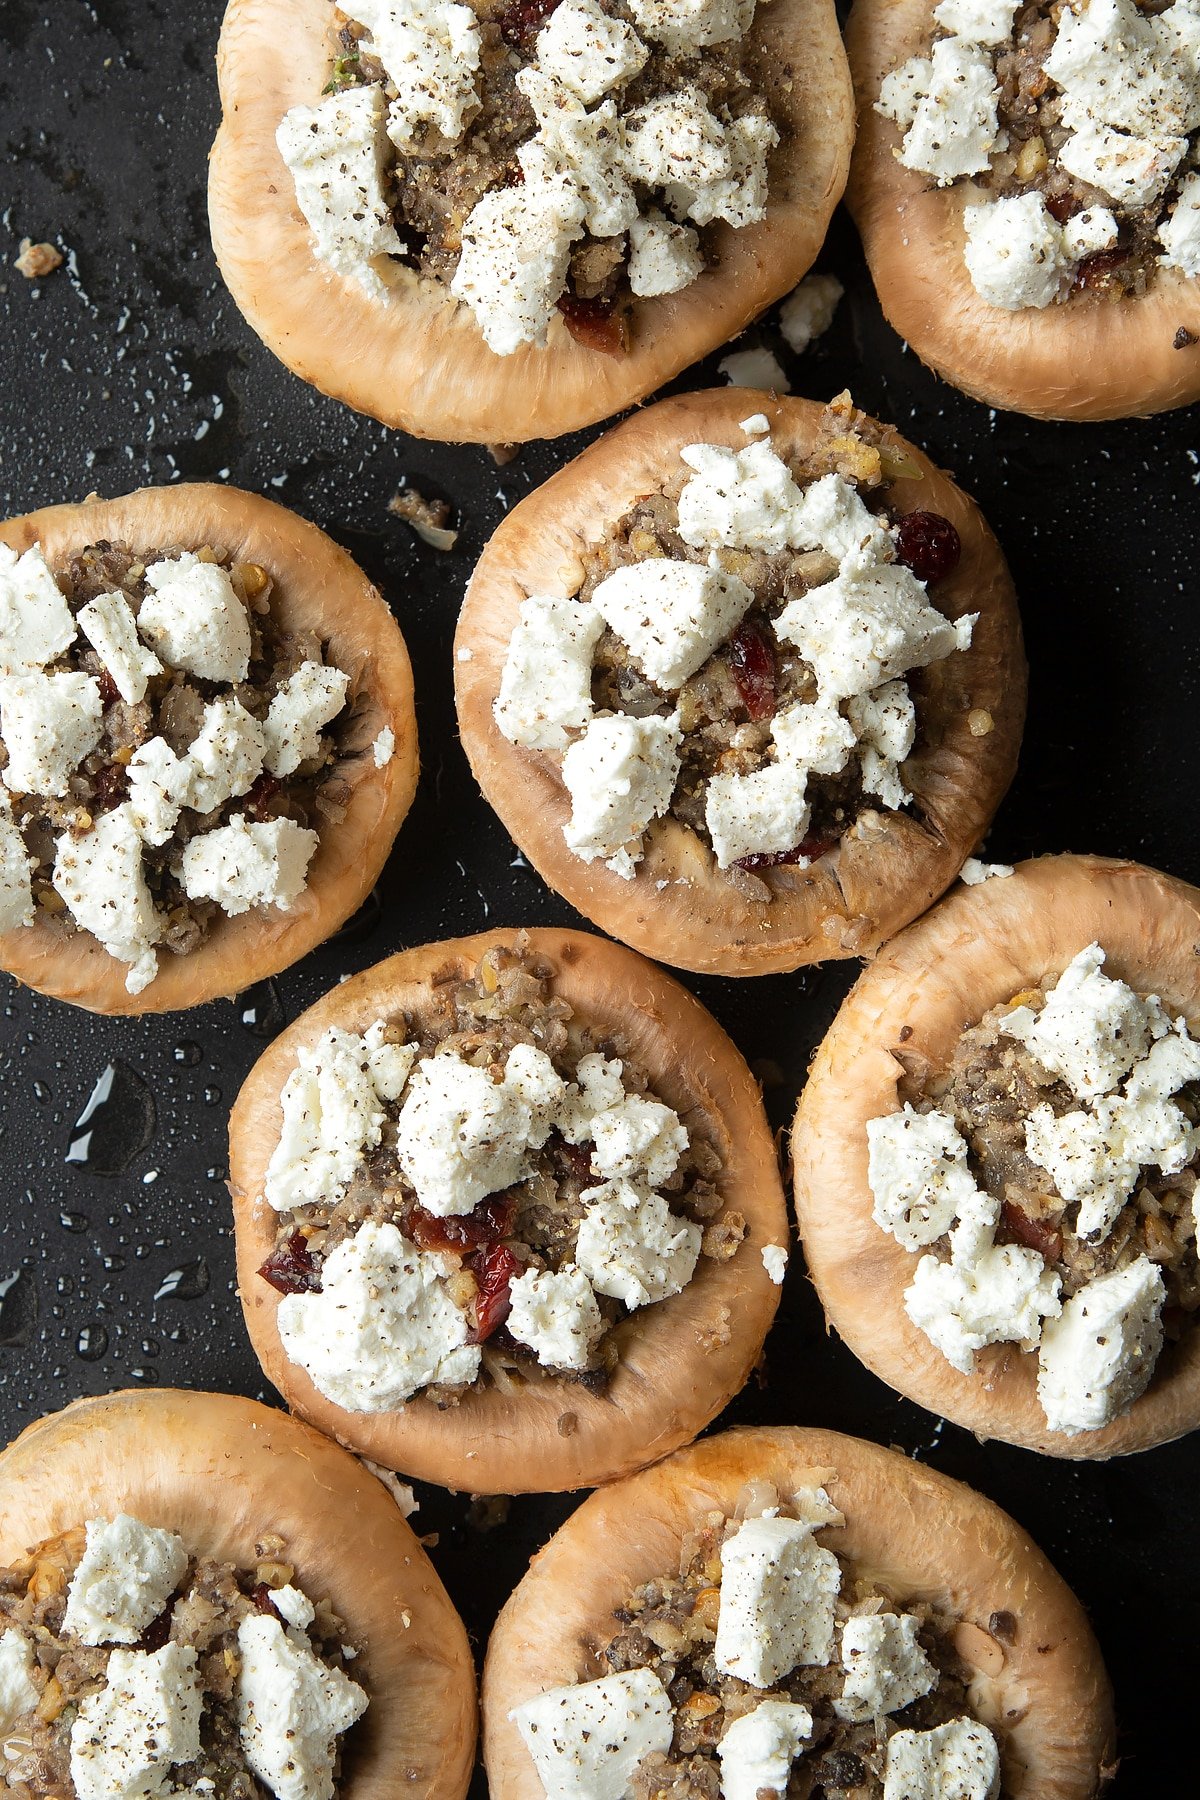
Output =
[
  {"x1": 455, "y1": 389, "x2": 1025, "y2": 977},
  {"x1": 229, "y1": 926, "x2": 789, "y2": 1493},
  {"x1": 792, "y1": 853, "x2": 1200, "y2": 1457},
  {"x1": 845, "y1": 0, "x2": 1200, "y2": 421},
  {"x1": 0, "y1": 1389, "x2": 477, "y2": 1800},
  {"x1": 0, "y1": 484, "x2": 418, "y2": 1015},
  {"x1": 483, "y1": 1425, "x2": 1117, "y2": 1800},
  {"x1": 208, "y1": 0, "x2": 854, "y2": 442}
]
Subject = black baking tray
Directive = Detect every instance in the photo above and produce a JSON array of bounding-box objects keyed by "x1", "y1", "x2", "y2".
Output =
[{"x1": 1, "y1": 1, "x2": 1198, "y2": 1790}]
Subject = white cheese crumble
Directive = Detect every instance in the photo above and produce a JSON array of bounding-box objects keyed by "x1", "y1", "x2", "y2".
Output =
[
  {"x1": 932, "y1": 0, "x2": 1019, "y2": 45},
  {"x1": 347, "y1": 0, "x2": 481, "y2": 150},
  {"x1": 668, "y1": 111, "x2": 778, "y2": 229},
  {"x1": 715, "y1": 1513, "x2": 841, "y2": 1687},
  {"x1": 126, "y1": 736, "x2": 193, "y2": 848},
  {"x1": 882, "y1": 1718, "x2": 1001, "y2": 1800},
  {"x1": 272, "y1": 1585, "x2": 317, "y2": 1634},
  {"x1": 516, "y1": 79, "x2": 636, "y2": 239},
  {"x1": 867, "y1": 1104, "x2": 980, "y2": 1250},
  {"x1": 371, "y1": 726, "x2": 395, "y2": 767},
  {"x1": 847, "y1": 679, "x2": 916, "y2": 810},
  {"x1": 63, "y1": 1514, "x2": 189, "y2": 1646},
  {"x1": 1025, "y1": 1090, "x2": 1194, "y2": 1242},
  {"x1": 0, "y1": 671, "x2": 103, "y2": 797},
  {"x1": 393, "y1": 1042, "x2": 566, "y2": 1216},
  {"x1": 70, "y1": 1643, "x2": 202, "y2": 1800},
  {"x1": 0, "y1": 543, "x2": 76, "y2": 676},
  {"x1": 775, "y1": 565, "x2": 974, "y2": 704},
  {"x1": 718, "y1": 347, "x2": 791, "y2": 390},
  {"x1": 1042, "y1": 0, "x2": 1200, "y2": 139},
  {"x1": 575, "y1": 1179, "x2": 702, "y2": 1306},
  {"x1": 962, "y1": 193, "x2": 1072, "y2": 311},
  {"x1": 237, "y1": 1613, "x2": 368, "y2": 1800},
  {"x1": 762, "y1": 1242, "x2": 788, "y2": 1283},
  {"x1": 276, "y1": 84, "x2": 405, "y2": 295},
  {"x1": 451, "y1": 175, "x2": 586, "y2": 355},
  {"x1": 0, "y1": 1630, "x2": 38, "y2": 1733},
  {"x1": 507, "y1": 1264, "x2": 606, "y2": 1370},
  {"x1": 186, "y1": 696, "x2": 267, "y2": 815},
  {"x1": 1036, "y1": 1256, "x2": 1165, "y2": 1434},
  {"x1": 904, "y1": 1242, "x2": 1062, "y2": 1374},
  {"x1": 138, "y1": 554, "x2": 252, "y2": 686},
  {"x1": 884, "y1": 38, "x2": 1001, "y2": 184},
  {"x1": 625, "y1": 86, "x2": 731, "y2": 189},
  {"x1": 959, "y1": 855, "x2": 1014, "y2": 883},
  {"x1": 627, "y1": 210, "x2": 704, "y2": 297},
  {"x1": 704, "y1": 751, "x2": 811, "y2": 870},
  {"x1": 275, "y1": 1219, "x2": 482, "y2": 1409},
  {"x1": 535, "y1": 0, "x2": 647, "y2": 103},
  {"x1": 676, "y1": 437, "x2": 808, "y2": 553},
  {"x1": 263, "y1": 661, "x2": 350, "y2": 778},
  {"x1": 578, "y1": 1080, "x2": 688, "y2": 1188},
  {"x1": 512, "y1": 1668, "x2": 673, "y2": 1800},
  {"x1": 778, "y1": 272, "x2": 843, "y2": 353},
  {"x1": 53, "y1": 805, "x2": 163, "y2": 995},
  {"x1": 561, "y1": 711, "x2": 682, "y2": 878},
  {"x1": 591, "y1": 559, "x2": 753, "y2": 690},
  {"x1": 493, "y1": 594, "x2": 604, "y2": 750},
  {"x1": 1160, "y1": 169, "x2": 1200, "y2": 273},
  {"x1": 265, "y1": 1024, "x2": 415, "y2": 1212},
  {"x1": 835, "y1": 1612, "x2": 936, "y2": 1722},
  {"x1": 77, "y1": 592, "x2": 162, "y2": 705},
  {"x1": 718, "y1": 1700, "x2": 813, "y2": 1800},
  {"x1": 999, "y1": 942, "x2": 1166, "y2": 1100},
  {"x1": 1059, "y1": 119, "x2": 1185, "y2": 210},
  {"x1": 628, "y1": 0, "x2": 757, "y2": 51},
  {"x1": 180, "y1": 815, "x2": 318, "y2": 916},
  {"x1": 1061, "y1": 206, "x2": 1119, "y2": 259},
  {"x1": 0, "y1": 811, "x2": 35, "y2": 932}
]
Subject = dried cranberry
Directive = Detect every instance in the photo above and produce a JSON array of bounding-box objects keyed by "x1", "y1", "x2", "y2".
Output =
[
  {"x1": 499, "y1": 0, "x2": 562, "y2": 43},
  {"x1": 734, "y1": 833, "x2": 835, "y2": 871},
  {"x1": 553, "y1": 1133, "x2": 594, "y2": 1180},
  {"x1": 728, "y1": 621, "x2": 777, "y2": 721},
  {"x1": 250, "y1": 1583, "x2": 281, "y2": 1617},
  {"x1": 999, "y1": 1201, "x2": 1063, "y2": 1265},
  {"x1": 1073, "y1": 247, "x2": 1127, "y2": 292},
  {"x1": 409, "y1": 1194, "x2": 516, "y2": 1254},
  {"x1": 470, "y1": 1243, "x2": 521, "y2": 1343},
  {"x1": 244, "y1": 772, "x2": 282, "y2": 821},
  {"x1": 92, "y1": 762, "x2": 128, "y2": 811},
  {"x1": 259, "y1": 1231, "x2": 322, "y2": 1295},
  {"x1": 556, "y1": 294, "x2": 627, "y2": 356},
  {"x1": 97, "y1": 670, "x2": 119, "y2": 708},
  {"x1": 1045, "y1": 191, "x2": 1077, "y2": 224},
  {"x1": 139, "y1": 1606, "x2": 173, "y2": 1650},
  {"x1": 894, "y1": 511, "x2": 962, "y2": 585}
]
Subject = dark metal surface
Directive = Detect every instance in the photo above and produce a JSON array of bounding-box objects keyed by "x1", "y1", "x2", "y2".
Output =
[{"x1": 1, "y1": 1, "x2": 1198, "y2": 1791}]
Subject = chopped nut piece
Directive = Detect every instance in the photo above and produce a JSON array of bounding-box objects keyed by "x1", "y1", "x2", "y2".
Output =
[
  {"x1": 968, "y1": 708, "x2": 994, "y2": 737},
  {"x1": 15, "y1": 238, "x2": 63, "y2": 279},
  {"x1": 389, "y1": 486, "x2": 459, "y2": 551}
]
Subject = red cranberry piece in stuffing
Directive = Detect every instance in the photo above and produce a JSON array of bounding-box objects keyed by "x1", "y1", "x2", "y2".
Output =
[
  {"x1": 408, "y1": 1194, "x2": 516, "y2": 1253},
  {"x1": 894, "y1": 512, "x2": 961, "y2": 585},
  {"x1": 499, "y1": 0, "x2": 563, "y2": 43},
  {"x1": 259, "y1": 1231, "x2": 322, "y2": 1295},
  {"x1": 556, "y1": 294, "x2": 627, "y2": 356},
  {"x1": 470, "y1": 1243, "x2": 521, "y2": 1343},
  {"x1": 999, "y1": 1201, "x2": 1063, "y2": 1265},
  {"x1": 728, "y1": 621, "x2": 777, "y2": 721},
  {"x1": 250, "y1": 1583, "x2": 282, "y2": 1617},
  {"x1": 734, "y1": 833, "x2": 835, "y2": 871}
]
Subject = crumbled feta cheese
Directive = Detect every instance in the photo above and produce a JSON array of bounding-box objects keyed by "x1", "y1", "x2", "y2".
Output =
[
  {"x1": 346, "y1": 0, "x2": 480, "y2": 149},
  {"x1": 877, "y1": 56, "x2": 934, "y2": 132},
  {"x1": 775, "y1": 566, "x2": 974, "y2": 705},
  {"x1": 772, "y1": 698, "x2": 858, "y2": 777},
  {"x1": 561, "y1": 711, "x2": 681, "y2": 878},
  {"x1": 0, "y1": 813, "x2": 34, "y2": 932},
  {"x1": 932, "y1": 0, "x2": 1018, "y2": 44},
  {"x1": 893, "y1": 38, "x2": 1001, "y2": 184},
  {"x1": 704, "y1": 756, "x2": 811, "y2": 868},
  {"x1": 835, "y1": 1613, "x2": 936, "y2": 1722},
  {"x1": 591, "y1": 559, "x2": 753, "y2": 690},
  {"x1": 627, "y1": 210, "x2": 704, "y2": 296},
  {"x1": 1043, "y1": 0, "x2": 1200, "y2": 138},
  {"x1": 0, "y1": 671, "x2": 102, "y2": 797},
  {"x1": 1000, "y1": 943, "x2": 1165, "y2": 1100},
  {"x1": 625, "y1": 86, "x2": 731, "y2": 189},
  {"x1": 1160, "y1": 169, "x2": 1200, "y2": 274},
  {"x1": 362, "y1": 1020, "x2": 418, "y2": 1103},
  {"x1": 1059, "y1": 120, "x2": 1185, "y2": 209},
  {"x1": 789, "y1": 472, "x2": 894, "y2": 576},
  {"x1": 494, "y1": 593, "x2": 603, "y2": 751},
  {"x1": 535, "y1": 0, "x2": 647, "y2": 102},
  {"x1": 271, "y1": 1585, "x2": 317, "y2": 1635},
  {"x1": 715, "y1": 1514, "x2": 841, "y2": 1686},
  {"x1": 265, "y1": 1025, "x2": 410, "y2": 1212},
  {"x1": 276, "y1": 1220, "x2": 481, "y2": 1409},
  {"x1": 393, "y1": 1042, "x2": 566, "y2": 1216},
  {"x1": 77, "y1": 592, "x2": 162, "y2": 705},
  {"x1": 70, "y1": 1644, "x2": 202, "y2": 1800},
  {"x1": 719, "y1": 347, "x2": 790, "y2": 390},
  {"x1": 1061, "y1": 206, "x2": 1120, "y2": 260},
  {"x1": 668, "y1": 111, "x2": 778, "y2": 229},
  {"x1": 186, "y1": 696, "x2": 267, "y2": 815},
  {"x1": 1125, "y1": 1019, "x2": 1200, "y2": 1100},
  {"x1": 517, "y1": 78, "x2": 636, "y2": 238},
  {"x1": 762, "y1": 1243, "x2": 788, "y2": 1283},
  {"x1": 126, "y1": 736, "x2": 193, "y2": 848},
  {"x1": 0, "y1": 1630, "x2": 39, "y2": 1731},
  {"x1": 64, "y1": 1515, "x2": 188, "y2": 1645},
  {"x1": 512, "y1": 1669, "x2": 673, "y2": 1800},
  {"x1": 867, "y1": 1104, "x2": 981, "y2": 1251},
  {"x1": 676, "y1": 438, "x2": 807, "y2": 553},
  {"x1": 1025, "y1": 1093, "x2": 1192, "y2": 1241},
  {"x1": 0, "y1": 543, "x2": 76, "y2": 676},
  {"x1": 585, "y1": 1088, "x2": 688, "y2": 1188},
  {"x1": 1037, "y1": 1256, "x2": 1165, "y2": 1434},
  {"x1": 904, "y1": 1243, "x2": 1062, "y2": 1374},
  {"x1": 575, "y1": 1179, "x2": 702, "y2": 1307},
  {"x1": 848, "y1": 680, "x2": 916, "y2": 810},
  {"x1": 718, "y1": 1700, "x2": 813, "y2": 1800},
  {"x1": 883, "y1": 1718, "x2": 1001, "y2": 1800},
  {"x1": 53, "y1": 805, "x2": 162, "y2": 994},
  {"x1": 507, "y1": 1265, "x2": 605, "y2": 1371},
  {"x1": 627, "y1": 0, "x2": 756, "y2": 50},
  {"x1": 276, "y1": 83, "x2": 405, "y2": 294},
  {"x1": 962, "y1": 193, "x2": 1072, "y2": 310},
  {"x1": 180, "y1": 816, "x2": 318, "y2": 917},
  {"x1": 371, "y1": 726, "x2": 395, "y2": 767},
  {"x1": 451, "y1": 175, "x2": 586, "y2": 355},
  {"x1": 263, "y1": 661, "x2": 349, "y2": 779},
  {"x1": 778, "y1": 273, "x2": 843, "y2": 353},
  {"x1": 237, "y1": 1613, "x2": 367, "y2": 1800},
  {"x1": 139, "y1": 554, "x2": 252, "y2": 685},
  {"x1": 959, "y1": 855, "x2": 1014, "y2": 883},
  {"x1": 740, "y1": 413, "x2": 771, "y2": 435}
]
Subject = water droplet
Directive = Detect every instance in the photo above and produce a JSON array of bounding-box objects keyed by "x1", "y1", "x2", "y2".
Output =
[
  {"x1": 331, "y1": 887, "x2": 382, "y2": 945},
  {"x1": 167, "y1": 1325, "x2": 189, "y2": 1344},
  {"x1": 203, "y1": 1086, "x2": 222, "y2": 1107},
  {"x1": 141, "y1": 1337, "x2": 160, "y2": 1357},
  {"x1": 56, "y1": 1274, "x2": 75, "y2": 1296},
  {"x1": 102, "y1": 1254, "x2": 127, "y2": 1272},
  {"x1": 0, "y1": 1271, "x2": 37, "y2": 1347},
  {"x1": 129, "y1": 1365, "x2": 159, "y2": 1384},
  {"x1": 173, "y1": 1041, "x2": 203, "y2": 1067},
  {"x1": 239, "y1": 979, "x2": 286, "y2": 1040},
  {"x1": 32, "y1": 1079, "x2": 52, "y2": 1104},
  {"x1": 60, "y1": 1211, "x2": 89, "y2": 1234},
  {"x1": 154, "y1": 1259, "x2": 210, "y2": 1302},
  {"x1": 77, "y1": 1323, "x2": 108, "y2": 1361},
  {"x1": 65, "y1": 1062, "x2": 157, "y2": 1176}
]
